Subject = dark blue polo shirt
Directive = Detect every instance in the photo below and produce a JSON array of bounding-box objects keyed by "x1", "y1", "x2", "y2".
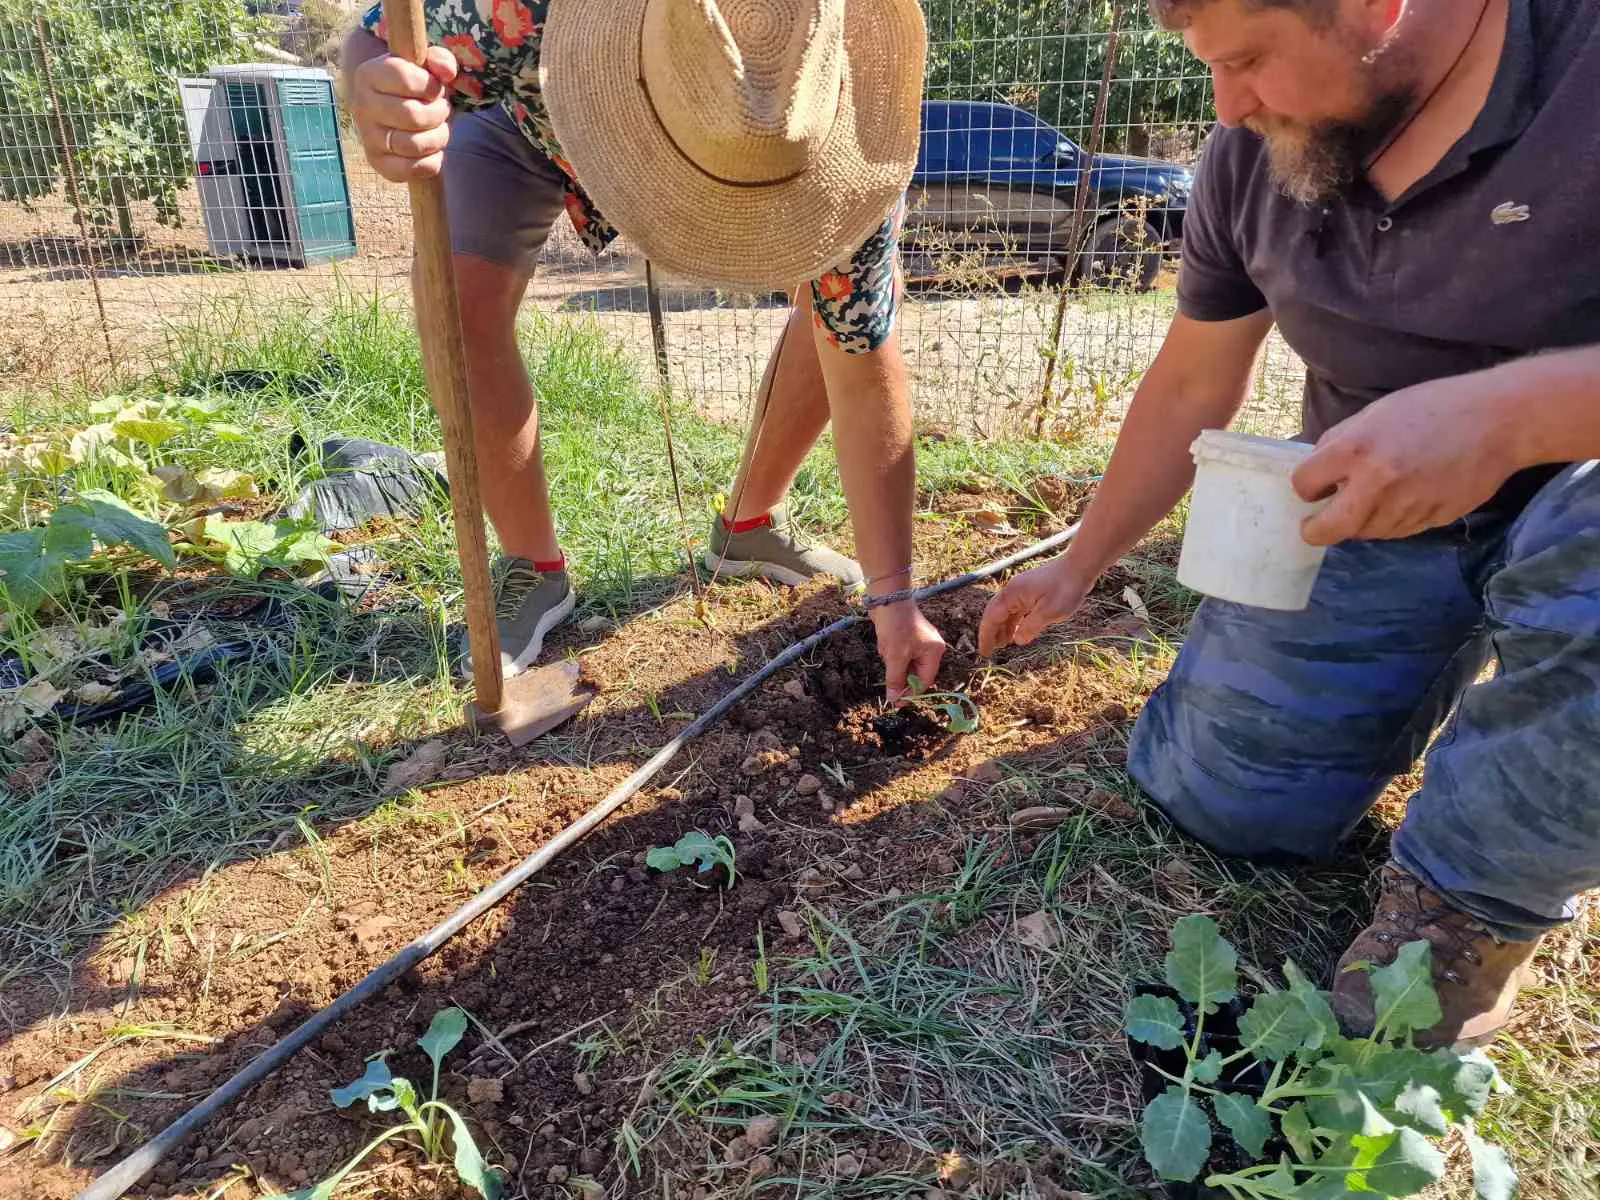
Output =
[{"x1": 1179, "y1": 0, "x2": 1598, "y2": 507}]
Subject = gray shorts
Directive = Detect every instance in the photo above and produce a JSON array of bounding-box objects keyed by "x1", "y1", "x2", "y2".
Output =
[{"x1": 443, "y1": 105, "x2": 568, "y2": 273}]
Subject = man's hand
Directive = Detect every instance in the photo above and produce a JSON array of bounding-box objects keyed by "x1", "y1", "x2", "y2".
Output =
[
  {"x1": 870, "y1": 600, "x2": 947, "y2": 702},
  {"x1": 1293, "y1": 375, "x2": 1518, "y2": 545},
  {"x1": 979, "y1": 558, "x2": 1094, "y2": 657},
  {"x1": 348, "y1": 45, "x2": 458, "y2": 182}
]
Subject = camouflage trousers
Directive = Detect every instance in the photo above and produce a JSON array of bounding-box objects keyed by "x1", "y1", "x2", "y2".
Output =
[{"x1": 1130, "y1": 461, "x2": 1600, "y2": 941}]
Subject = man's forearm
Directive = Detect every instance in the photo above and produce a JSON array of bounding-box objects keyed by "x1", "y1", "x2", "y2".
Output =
[
  {"x1": 1062, "y1": 309, "x2": 1275, "y2": 580},
  {"x1": 815, "y1": 334, "x2": 916, "y2": 594},
  {"x1": 1498, "y1": 344, "x2": 1600, "y2": 466}
]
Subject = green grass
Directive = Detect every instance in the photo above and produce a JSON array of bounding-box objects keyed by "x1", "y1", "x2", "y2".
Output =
[{"x1": 0, "y1": 294, "x2": 1093, "y2": 982}]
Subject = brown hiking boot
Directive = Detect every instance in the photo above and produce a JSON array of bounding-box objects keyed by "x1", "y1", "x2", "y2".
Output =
[{"x1": 1332, "y1": 863, "x2": 1542, "y2": 1049}]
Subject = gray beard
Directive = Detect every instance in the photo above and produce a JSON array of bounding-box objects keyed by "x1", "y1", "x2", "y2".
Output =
[{"x1": 1255, "y1": 89, "x2": 1417, "y2": 205}]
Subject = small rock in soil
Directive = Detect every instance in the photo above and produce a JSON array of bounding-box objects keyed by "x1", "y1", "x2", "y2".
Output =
[
  {"x1": 1088, "y1": 790, "x2": 1137, "y2": 821},
  {"x1": 0, "y1": 1124, "x2": 17, "y2": 1153},
  {"x1": 381, "y1": 738, "x2": 447, "y2": 794},
  {"x1": 818, "y1": 792, "x2": 836, "y2": 812},
  {"x1": 777, "y1": 910, "x2": 806, "y2": 938},
  {"x1": 540, "y1": 1122, "x2": 557, "y2": 1139},
  {"x1": 579, "y1": 615, "x2": 610, "y2": 634},
  {"x1": 467, "y1": 1076, "x2": 504, "y2": 1105},
  {"x1": 609, "y1": 875, "x2": 626, "y2": 893},
  {"x1": 723, "y1": 1135, "x2": 751, "y2": 1163},
  {"x1": 547, "y1": 1165, "x2": 570, "y2": 1184},
  {"x1": 748, "y1": 1154, "x2": 776, "y2": 1181},
  {"x1": 0, "y1": 1074, "x2": 14, "y2": 1093},
  {"x1": 733, "y1": 795, "x2": 756, "y2": 818},
  {"x1": 794, "y1": 868, "x2": 828, "y2": 896},
  {"x1": 738, "y1": 812, "x2": 766, "y2": 834},
  {"x1": 1013, "y1": 910, "x2": 1061, "y2": 950},
  {"x1": 841, "y1": 863, "x2": 865, "y2": 882},
  {"x1": 795, "y1": 773, "x2": 823, "y2": 795},
  {"x1": 573, "y1": 1072, "x2": 595, "y2": 1096},
  {"x1": 351, "y1": 914, "x2": 399, "y2": 952},
  {"x1": 745, "y1": 1114, "x2": 779, "y2": 1148},
  {"x1": 968, "y1": 761, "x2": 1004, "y2": 785},
  {"x1": 1162, "y1": 857, "x2": 1197, "y2": 883},
  {"x1": 781, "y1": 679, "x2": 807, "y2": 699},
  {"x1": 741, "y1": 750, "x2": 787, "y2": 776},
  {"x1": 831, "y1": 1152, "x2": 863, "y2": 1180}
]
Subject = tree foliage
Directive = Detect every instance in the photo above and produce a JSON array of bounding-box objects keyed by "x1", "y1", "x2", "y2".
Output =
[
  {"x1": 0, "y1": 0, "x2": 266, "y2": 237},
  {"x1": 923, "y1": 0, "x2": 1213, "y2": 154}
]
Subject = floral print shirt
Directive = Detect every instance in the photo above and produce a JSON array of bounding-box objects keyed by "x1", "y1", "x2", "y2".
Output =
[{"x1": 361, "y1": 0, "x2": 902, "y2": 353}]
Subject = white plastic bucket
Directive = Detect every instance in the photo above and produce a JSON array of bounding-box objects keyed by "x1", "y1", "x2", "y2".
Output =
[{"x1": 1176, "y1": 430, "x2": 1330, "y2": 611}]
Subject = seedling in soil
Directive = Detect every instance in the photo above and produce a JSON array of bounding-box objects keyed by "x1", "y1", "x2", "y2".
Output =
[
  {"x1": 906, "y1": 674, "x2": 981, "y2": 734},
  {"x1": 287, "y1": 1008, "x2": 504, "y2": 1200},
  {"x1": 1125, "y1": 916, "x2": 1516, "y2": 1200},
  {"x1": 647, "y1": 830, "x2": 738, "y2": 887}
]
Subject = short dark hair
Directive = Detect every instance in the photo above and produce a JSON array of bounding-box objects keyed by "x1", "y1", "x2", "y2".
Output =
[{"x1": 1148, "y1": 0, "x2": 1338, "y2": 31}]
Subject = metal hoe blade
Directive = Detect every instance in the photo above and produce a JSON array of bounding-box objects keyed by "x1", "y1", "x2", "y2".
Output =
[{"x1": 469, "y1": 659, "x2": 597, "y2": 747}]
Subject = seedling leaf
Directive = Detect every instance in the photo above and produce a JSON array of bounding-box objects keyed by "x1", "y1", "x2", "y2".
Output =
[
  {"x1": 1466, "y1": 1125, "x2": 1518, "y2": 1200},
  {"x1": 1124, "y1": 994, "x2": 1185, "y2": 1050},
  {"x1": 419, "y1": 1007, "x2": 468, "y2": 1074},
  {"x1": 1282, "y1": 960, "x2": 1340, "y2": 1050},
  {"x1": 331, "y1": 1058, "x2": 394, "y2": 1108},
  {"x1": 1239, "y1": 990, "x2": 1323, "y2": 1062},
  {"x1": 1164, "y1": 915, "x2": 1238, "y2": 1013},
  {"x1": 1211, "y1": 1092, "x2": 1272, "y2": 1160},
  {"x1": 1192, "y1": 1049, "x2": 1223, "y2": 1084},
  {"x1": 1141, "y1": 1086, "x2": 1210, "y2": 1182},
  {"x1": 646, "y1": 845, "x2": 687, "y2": 872},
  {"x1": 1280, "y1": 1101, "x2": 1315, "y2": 1159},
  {"x1": 437, "y1": 1102, "x2": 507, "y2": 1200},
  {"x1": 1351, "y1": 1126, "x2": 1446, "y2": 1193},
  {"x1": 1393, "y1": 1080, "x2": 1449, "y2": 1136},
  {"x1": 1432, "y1": 1047, "x2": 1500, "y2": 1119},
  {"x1": 1367, "y1": 940, "x2": 1443, "y2": 1039}
]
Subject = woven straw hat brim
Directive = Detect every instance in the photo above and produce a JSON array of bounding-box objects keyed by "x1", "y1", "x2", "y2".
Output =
[{"x1": 542, "y1": 0, "x2": 926, "y2": 291}]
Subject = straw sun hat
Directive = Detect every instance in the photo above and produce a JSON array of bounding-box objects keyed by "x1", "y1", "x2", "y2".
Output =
[{"x1": 542, "y1": 0, "x2": 927, "y2": 291}]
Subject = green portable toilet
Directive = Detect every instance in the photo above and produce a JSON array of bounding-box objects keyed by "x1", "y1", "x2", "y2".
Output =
[{"x1": 178, "y1": 64, "x2": 356, "y2": 267}]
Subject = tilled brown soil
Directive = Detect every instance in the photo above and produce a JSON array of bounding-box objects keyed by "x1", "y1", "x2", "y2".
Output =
[{"x1": 3, "y1": 488, "x2": 1184, "y2": 1200}]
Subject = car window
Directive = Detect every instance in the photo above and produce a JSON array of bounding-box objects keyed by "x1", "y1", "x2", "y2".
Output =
[{"x1": 967, "y1": 106, "x2": 1059, "y2": 168}]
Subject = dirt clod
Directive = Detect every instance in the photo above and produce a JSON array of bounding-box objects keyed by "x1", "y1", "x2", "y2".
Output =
[
  {"x1": 1013, "y1": 911, "x2": 1060, "y2": 950},
  {"x1": 381, "y1": 738, "x2": 447, "y2": 794},
  {"x1": 733, "y1": 795, "x2": 756, "y2": 818},
  {"x1": 776, "y1": 911, "x2": 805, "y2": 938},
  {"x1": 794, "y1": 774, "x2": 823, "y2": 796},
  {"x1": 967, "y1": 761, "x2": 1003, "y2": 785},
  {"x1": 744, "y1": 1114, "x2": 779, "y2": 1148},
  {"x1": 467, "y1": 1076, "x2": 504, "y2": 1105},
  {"x1": 573, "y1": 1072, "x2": 595, "y2": 1097}
]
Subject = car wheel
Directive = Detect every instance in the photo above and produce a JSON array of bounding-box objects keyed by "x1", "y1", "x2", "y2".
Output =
[{"x1": 1078, "y1": 215, "x2": 1162, "y2": 292}]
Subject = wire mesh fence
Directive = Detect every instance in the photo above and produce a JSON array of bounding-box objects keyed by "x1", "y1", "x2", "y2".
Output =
[{"x1": 0, "y1": 0, "x2": 1307, "y2": 437}]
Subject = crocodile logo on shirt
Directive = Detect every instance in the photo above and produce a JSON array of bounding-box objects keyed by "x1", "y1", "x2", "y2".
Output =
[{"x1": 1490, "y1": 202, "x2": 1532, "y2": 225}]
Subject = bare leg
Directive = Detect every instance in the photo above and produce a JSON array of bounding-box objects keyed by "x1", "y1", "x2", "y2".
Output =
[
  {"x1": 726, "y1": 290, "x2": 832, "y2": 522},
  {"x1": 420, "y1": 252, "x2": 562, "y2": 562}
]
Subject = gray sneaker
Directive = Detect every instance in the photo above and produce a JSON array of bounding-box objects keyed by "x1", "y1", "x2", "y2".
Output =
[
  {"x1": 471, "y1": 558, "x2": 576, "y2": 677},
  {"x1": 703, "y1": 505, "x2": 863, "y2": 587}
]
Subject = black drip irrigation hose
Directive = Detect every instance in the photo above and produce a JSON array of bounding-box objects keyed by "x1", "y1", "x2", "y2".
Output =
[{"x1": 78, "y1": 521, "x2": 1082, "y2": 1200}]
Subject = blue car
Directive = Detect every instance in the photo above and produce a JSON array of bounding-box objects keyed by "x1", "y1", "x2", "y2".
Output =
[{"x1": 906, "y1": 100, "x2": 1195, "y2": 290}]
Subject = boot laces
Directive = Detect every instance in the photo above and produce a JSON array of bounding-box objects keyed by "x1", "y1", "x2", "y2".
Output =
[{"x1": 1373, "y1": 869, "x2": 1493, "y2": 986}]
